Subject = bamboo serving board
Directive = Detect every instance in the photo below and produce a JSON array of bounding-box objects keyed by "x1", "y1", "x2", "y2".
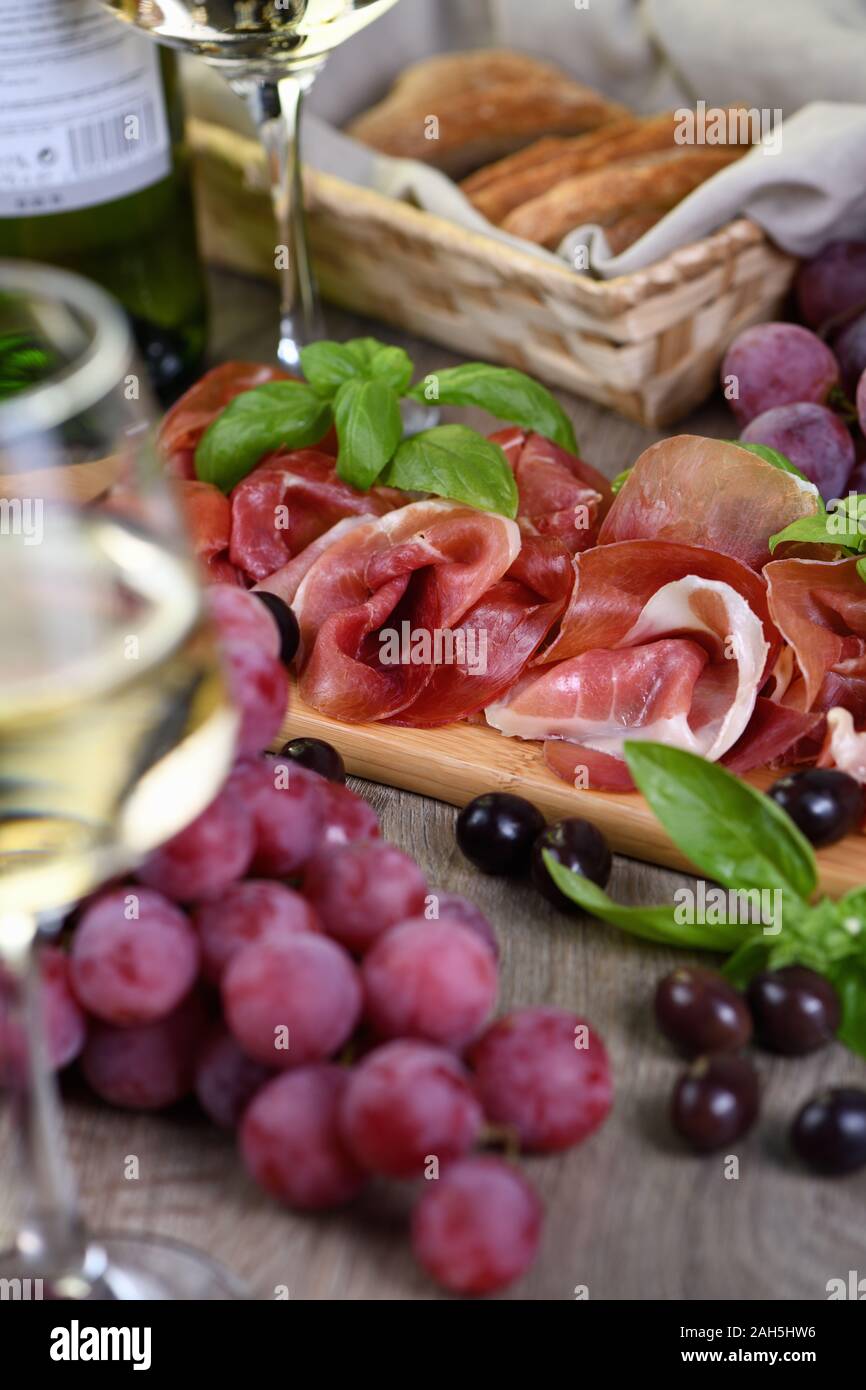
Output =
[{"x1": 276, "y1": 683, "x2": 865, "y2": 899}]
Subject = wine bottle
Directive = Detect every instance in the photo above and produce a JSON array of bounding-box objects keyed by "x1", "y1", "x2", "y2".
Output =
[{"x1": 0, "y1": 0, "x2": 207, "y2": 400}]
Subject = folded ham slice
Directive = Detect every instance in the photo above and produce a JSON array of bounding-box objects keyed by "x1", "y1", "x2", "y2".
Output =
[
  {"x1": 175, "y1": 479, "x2": 240, "y2": 585},
  {"x1": 765, "y1": 556, "x2": 866, "y2": 710},
  {"x1": 598, "y1": 436, "x2": 819, "y2": 570},
  {"x1": 490, "y1": 427, "x2": 612, "y2": 554},
  {"x1": 229, "y1": 451, "x2": 403, "y2": 583},
  {"x1": 292, "y1": 500, "x2": 523, "y2": 723},
  {"x1": 486, "y1": 540, "x2": 774, "y2": 788}
]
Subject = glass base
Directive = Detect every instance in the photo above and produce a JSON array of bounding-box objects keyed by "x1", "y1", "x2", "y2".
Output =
[
  {"x1": 0, "y1": 1233, "x2": 249, "y2": 1301},
  {"x1": 401, "y1": 399, "x2": 440, "y2": 436},
  {"x1": 277, "y1": 306, "x2": 327, "y2": 371}
]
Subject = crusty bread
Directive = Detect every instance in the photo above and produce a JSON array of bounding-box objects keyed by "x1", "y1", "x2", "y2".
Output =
[
  {"x1": 501, "y1": 146, "x2": 746, "y2": 249},
  {"x1": 346, "y1": 49, "x2": 628, "y2": 178}
]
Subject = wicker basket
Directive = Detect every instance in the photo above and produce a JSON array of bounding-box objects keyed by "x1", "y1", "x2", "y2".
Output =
[{"x1": 189, "y1": 118, "x2": 797, "y2": 428}]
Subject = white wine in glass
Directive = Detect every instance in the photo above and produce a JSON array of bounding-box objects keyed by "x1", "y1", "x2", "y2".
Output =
[
  {"x1": 0, "y1": 262, "x2": 245, "y2": 1299},
  {"x1": 104, "y1": 0, "x2": 403, "y2": 367}
]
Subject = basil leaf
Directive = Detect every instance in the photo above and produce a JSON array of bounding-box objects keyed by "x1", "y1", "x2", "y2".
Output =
[
  {"x1": 333, "y1": 378, "x2": 403, "y2": 491},
  {"x1": 623, "y1": 742, "x2": 817, "y2": 900},
  {"x1": 344, "y1": 337, "x2": 384, "y2": 368},
  {"x1": 858, "y1": 557, "x2": 866, "y2": 584},
  {"x1": 383, "y1": 424, "x2": 519, "y2": 518},
  {"x1": 366, "y1": 345, "x2": 414, "y2": 395},
  {"x1": 542, "y1": 855, "x2": 745, "y2": 950},
  {"x1": 195, "y1": 382, "x2": 332, "y2": 492},
  {"x1": 722, "y1": 936, "x2": 773, "y2": 988},
  {"x1": 409, "y1": 364, "x2": 577, "y2": 454},
  {"x1": 610, "y1": 468, "x2": 631, "y2": 495},
  {"x1": 769, "y1": 495, "x2": 866, "y2": 554},
  {"x1": 826, "y1": 959, "x2": 866, "y2": 1058},
  {"x1": 299, "y1": 342, "x2": 368, "y2": 397}
]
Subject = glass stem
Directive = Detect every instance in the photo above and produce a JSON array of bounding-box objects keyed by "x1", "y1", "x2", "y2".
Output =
[
  {"x1": 233, "y1": 71, "x2": 325, "y2": 369},
  {"x1": 0, "y1": 914, "x2": 93, "y2": 1283}
]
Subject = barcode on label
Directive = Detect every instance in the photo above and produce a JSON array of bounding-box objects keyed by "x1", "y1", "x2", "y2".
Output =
[{"x1": 68, "y1": 99, "x2": 160, "y2": 174}]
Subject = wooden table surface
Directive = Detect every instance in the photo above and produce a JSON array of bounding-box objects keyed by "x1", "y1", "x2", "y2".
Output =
[{"x1": 3, "y1": 270, "x2": 864, "y2": 1302}]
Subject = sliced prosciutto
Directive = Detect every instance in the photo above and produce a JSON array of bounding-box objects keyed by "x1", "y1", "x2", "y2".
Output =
[
  {"x1": 389, "y1": 535, "x2": 573, "y2": 727},
  {"x1": 486, "y1": 541, "x2": 774, "y2": 789},
  {"x1": 292, "y1": 500, "x2": 522, "y2": 723},
  {"x1": 175, "y1": 479, "x2": 240, "y2": 585},
  {"x1": 229, "y1": 451, "x2": 403, "y2": 584},
  {"x1": 491, "y1": 427, "x2": 612, "y2": 554},
  {"x1": 765, "y1": 556, "x2": 866, "y2": 710},
  {"x1": 158, "y1": 361, "x2": 337, "y2": 479},
  {"x1": 598, "y1": 436, "x2": 820, "y2": 570}
]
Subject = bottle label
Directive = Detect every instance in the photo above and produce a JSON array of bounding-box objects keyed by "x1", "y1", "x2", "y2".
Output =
[{"x1": 0, "y1": 0, "x2": 171, "y2": 217}]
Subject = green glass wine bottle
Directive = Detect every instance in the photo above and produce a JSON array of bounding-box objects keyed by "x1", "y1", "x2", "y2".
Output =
[{"x1": 0, "y1": 0, "x2": 207, "y2": 401}]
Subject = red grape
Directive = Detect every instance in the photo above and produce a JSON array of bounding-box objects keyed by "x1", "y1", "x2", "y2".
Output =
[
  {"x1": 205, "y1": 583, "x2": 280, "y2": 658},
  {"x1": 849, "y1": 459, "x2": 866, "y2": 494},
  {"x1": 318, "y1": 781, "x2": 381, "y2": 847},
  {"x1": 721, "y1": 322, "x2": 838, "y2": 426},
  {"x1": 467, "y1": 1008, "x2": 612, "y2": 1152},
  {"x1": 240, "y1": 1065, "x2": 367, "y2": 1209},
  {"x1": 223, "y1": 935, "x2": 362, "y2": 1068},
  {"x1": 740, "y1": 402, "x2": 855, "y2": 501},
  {"x1": 338, "y1": 1040, "x2": 483, "y2": 1178},
  {"x1": 858, "y1": 367, "x2": 866, "y2": 437},
  {"x1": 303, "y1": 841, "x2": 428, "y2": 954},
  {"x1": 70, "y1": 886, "x2": 199, "y2": 1026},
  {"x1": 428, "y1": 891, "x2": 499, "y2": 959},
  {"x1": 81, "y1": 992, "x2": 207, "y2": 1110},
  {"x1": 796, "y1": 241, "x2": 866, "y2": 330},
  {"x1": 0, "y1": 946, "x2": 86, "y2": 1080},
  {"x1": 138, "y1": 782, "x2": 254, "y2": 902},
  {"x1": 411, "y1": 1156, "x2": 542, "y2": 1294},
  {"x1": 193, "y1": 879, "x2": 320, "y2": 985},
  {"x1": 194, "y1": 1024, "x2": 273, "y2": 1129},
  {"x1": 221, "y1": 642, "x2": 288, "y2": 758},
  {"x1": 229, "y1": 758, "x2": 326, "y2": 877},
  {"x1": 833, "y1": 309, "x2": 866, "y2": 396},
  {"x1": 362, "y1": 918, "x2": 497, "y2": 1048}
]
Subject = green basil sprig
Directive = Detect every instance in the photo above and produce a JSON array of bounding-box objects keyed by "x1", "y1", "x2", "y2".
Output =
[
  {"x1": 193, "y1": 336, "x2": 575, "y2": 515},
  {"x1": 408, "y1": 363, "x2": 578, "y2": 454},
  {"x1": 769, "y1": 493, "x2": 866, "y2": 556},
  {"x1": 383, "y1": 426, "x2": 518, "y2": 519},
  {"x1": 541, "y1": 740, "x2": 866, "y2": 1059}
]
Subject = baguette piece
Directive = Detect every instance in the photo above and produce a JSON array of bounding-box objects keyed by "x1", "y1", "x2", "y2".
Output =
[
  {"x1": 501, "y1": 146, "x2": 746, "y2": 249},
  {"x1": 346, "y1": 49, "x2": 628, "y2": 178}
]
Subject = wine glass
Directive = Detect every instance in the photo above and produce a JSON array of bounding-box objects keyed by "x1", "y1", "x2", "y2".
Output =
[
  {"x1": 0, "y1": 261, "x2": 246, "y2": 1299},
  {"x1": 103, "y1": 0, "x2": 404, "y2": 371}
]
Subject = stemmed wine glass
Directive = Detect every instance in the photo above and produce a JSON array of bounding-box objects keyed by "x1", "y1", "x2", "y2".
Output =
[
  {"x1": 104, "y1": 0, "x2": 404, "y2": 370},
  {"x1": 0, "y1": 261, "x2": 245, "y2": 1299}
]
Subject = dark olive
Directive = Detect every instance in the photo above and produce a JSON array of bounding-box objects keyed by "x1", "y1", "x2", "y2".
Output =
[
  {"x1": 671, "y1": 1054, "x2": 759, "y2": 1153},
  {"x1": 746, "y1": 966, "x2": 840, "y2": 1055},
  {"x1": 768, "y1": 769, "x2": 864, "y2": 847},
  {"x1": 253, "y1": 592, "x2": 300, "y2": 666},
  {"x1": 456, "y1": 793, "x2": 545, "y2": 876},
  {"x1": 279, "y1": 737, "x2": 346, "y2": 783},
  {"x1": 530, "y1": 818, "x2": 612, "y2": 910},
  {"x1": 655, "y1": 967, "x2": 752, "y2": 1056},
  {"x1": 791, "y1": 1088, "x2": 866, "y2": 1175}
]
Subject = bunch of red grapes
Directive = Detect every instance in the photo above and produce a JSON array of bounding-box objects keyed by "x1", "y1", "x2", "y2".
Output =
[
  {"x1": 722, "y1": 239, "x2": 866, "y2": 500},
  {"x1": 0, "y1": 585, "x2": 612, "y2": 1297}
]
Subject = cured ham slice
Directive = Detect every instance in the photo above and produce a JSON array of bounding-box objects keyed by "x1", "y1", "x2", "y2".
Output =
[
  {"x1": 598, "y1": 436, "x2": 820, "y2": 570},
  {"x1": 292, "y1": 500, "x2": 522, "y2": 722},
  {"x1": 253, "y1": 517, "x2": 373, "y2": 607},
  {"x1": 175, "y1": 480, "x2": 240, "y2": 585},
  {"x1": 765, "y1": 556, "x2": 866, "y2": 710},
  {"x1": 539, "y1": 540, "x2": 779, "y2": 674},
  {"x1": 229, "y1": 451, "x2": 403, "y2": 583},
  {"x1": 721, "y1": 700, "x2": 823, "y2": 774},
  {"x1": 158, "y1": 361, "x2": 337, "y2": 479},
  {"x1": 490, "y1": 426, "x2": 612, "y2": 554},
  {"x1": 389, "y1": 536, "x2": 574, "y2": 726},
  {"x1": 486, "y1": 543, "x2": 772, "y2": 788}
]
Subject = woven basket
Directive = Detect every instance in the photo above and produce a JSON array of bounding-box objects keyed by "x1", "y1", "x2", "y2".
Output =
[{"x1": 189, "y1": 118, "x2": 797, "y2": 428}]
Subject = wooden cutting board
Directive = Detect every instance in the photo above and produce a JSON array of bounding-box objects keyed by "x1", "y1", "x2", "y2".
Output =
[{"x1": 276, "y1": 683, "x2": 865, "y2": 899}]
